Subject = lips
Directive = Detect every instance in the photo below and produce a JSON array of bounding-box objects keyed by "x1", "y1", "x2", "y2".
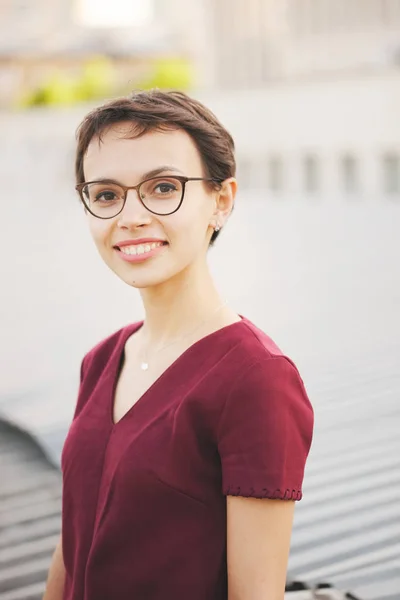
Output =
[{"x1": 113, "y1": 238, "x2": 168, "y2": 262}]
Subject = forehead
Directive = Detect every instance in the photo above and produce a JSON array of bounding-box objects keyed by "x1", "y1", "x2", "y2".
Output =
[{"x1": 83, "y1": 123, "x2": 203, "y2": 181}]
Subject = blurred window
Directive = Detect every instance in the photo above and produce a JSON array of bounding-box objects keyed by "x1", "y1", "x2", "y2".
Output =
[
  {"x1": 237, "y1": 158, "x2": 253, "y2": 190},
  {"x1": 382, "y1": 153, "x2": 400, "y2": 194},
  {"x1": 268, "y1": 156, "x2": 284, "y2": 192},
  {"x1": 76, "y1": 0, "x2": 153, "y2": 27},
  {"x1": 291, "y1": 0, "x2": 346, "y2": 34},
  {"x1": 341, "y1": 155, "x2": 359, "y2": 194},
  {"x1": 382, "y1": 0, "x2": 400, "y2": 24},
  {"x1": 309, "y1": 0, "x2": 329, "y2": 33},
  {"x1": 15, "y1": 1, "x2": 30, "y2": 9},
  {"x1": 289, "y1": 0, "x2": 397, "y2": 33},
  {"x1": 303, "y1": 155, "x2": 320, "y2": 193},
  {"x1": 290, "y1": 0, "x2": 307, "y2": 34}
]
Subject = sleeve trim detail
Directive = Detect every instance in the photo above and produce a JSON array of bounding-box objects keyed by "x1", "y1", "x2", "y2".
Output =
[{"x1": 224, "y1": 486, "x2": 302, "y2": 501}]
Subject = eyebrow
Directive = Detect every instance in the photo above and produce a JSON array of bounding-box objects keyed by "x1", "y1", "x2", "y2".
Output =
[
  {"x1": 144, "y1": 166, "x2": 184, "y2": 179},
  {"x1": 90, "y1": 166, "x2": 184, "y2": 184}
]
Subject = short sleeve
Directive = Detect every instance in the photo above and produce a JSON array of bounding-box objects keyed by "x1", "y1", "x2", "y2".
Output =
[{"x1": 217, "y1": 357, "x2": 314, "y2": 501}]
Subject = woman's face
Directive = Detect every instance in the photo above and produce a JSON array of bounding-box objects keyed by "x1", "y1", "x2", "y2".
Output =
[{"x1": 82, "y1": 123, "x2": 229, "y2": 289}]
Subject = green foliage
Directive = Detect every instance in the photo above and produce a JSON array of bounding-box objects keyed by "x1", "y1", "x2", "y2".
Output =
[
  {"x1": 137, "y1": 56, "x2": 194, "y2": 91},
  {"x1": 17, "y1": 55, "x2": 194, "y2": 109},
  {"x1": 18, "y1": 56, "x2": 114, "y2": 108},
  {"x1": 76, "y1": 57, "x2": 114, "y2": 100}
]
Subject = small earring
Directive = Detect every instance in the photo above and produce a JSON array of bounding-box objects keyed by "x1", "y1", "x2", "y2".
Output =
[{"x1": 214, "y1": 224, "x2": 221, "y2": 232}]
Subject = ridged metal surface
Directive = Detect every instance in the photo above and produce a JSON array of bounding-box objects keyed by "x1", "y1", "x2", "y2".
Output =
[
  {"x1": 0, "y1": 422, "x2": 61, "y2": 600},
  {"x1": 289, "y1": 352, "x2": 400, "y2": 600}
]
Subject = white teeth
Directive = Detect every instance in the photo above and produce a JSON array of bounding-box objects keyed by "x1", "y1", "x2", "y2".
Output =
[{"x1": 119, "y1": 242, "x2": 164, "y2": 256}]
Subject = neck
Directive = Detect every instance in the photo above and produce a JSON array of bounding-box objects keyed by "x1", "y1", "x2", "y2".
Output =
[{"x1": 139, "y1": 260, "x2": 224, "y2": 348}]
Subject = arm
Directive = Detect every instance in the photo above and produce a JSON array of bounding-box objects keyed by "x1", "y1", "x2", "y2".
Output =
[
  {"x1": 227, "y1": 497, "x2": 295, "y2": 600},
  {"x1": 43, "y1": 535, "x2": 66, "y2": 600},
  {"x1": 44, "y1": 356, "x2": 88, "y2": 599}
]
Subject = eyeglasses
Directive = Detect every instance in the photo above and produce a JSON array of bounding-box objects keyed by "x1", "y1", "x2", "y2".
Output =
[{"x1": 75, "y1": 175, "x2": 222, "y2": 219}]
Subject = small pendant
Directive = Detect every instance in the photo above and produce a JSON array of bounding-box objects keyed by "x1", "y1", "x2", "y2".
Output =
[{"x1": 141, "y1": 362, "x2": 149, "y2": 371}]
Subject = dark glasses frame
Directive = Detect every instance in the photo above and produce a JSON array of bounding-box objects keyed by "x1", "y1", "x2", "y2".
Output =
[{"x1": 75, "y1": 175, "x2": 223, "y2": 219}]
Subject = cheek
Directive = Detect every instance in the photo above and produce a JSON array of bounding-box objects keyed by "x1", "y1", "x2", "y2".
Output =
[
  {"x1": 87, "y1": 218, "x2": 111, "y2": 249},
  {"x1": 166, "y1": 199, "x2": 211, "y2": 242},
  {"x1": 165, "y1": 216, "x2": 202, "y2": 249}
]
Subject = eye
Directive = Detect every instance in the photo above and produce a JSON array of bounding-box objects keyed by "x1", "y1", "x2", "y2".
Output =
[
  {"x1": 154, "y1": 182, "x2": 177, "y2": 194},
  {"x1": 94, "y1": 190, "x2": 118, "y2": 203}
]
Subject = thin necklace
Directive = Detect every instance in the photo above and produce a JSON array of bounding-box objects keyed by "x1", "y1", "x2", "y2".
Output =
[{"x1": 139, "y1": 300, "x2": 227, "y2": 371}]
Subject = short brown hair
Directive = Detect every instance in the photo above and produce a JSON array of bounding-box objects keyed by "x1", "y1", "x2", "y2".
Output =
[{"x1": 75, "y1": 89, "x2": 236, "y2": 244}]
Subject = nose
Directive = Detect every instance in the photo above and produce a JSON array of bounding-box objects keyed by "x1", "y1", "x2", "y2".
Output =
[{"x1": 116, "y1": 188, "x2": 152, "y2": 229}]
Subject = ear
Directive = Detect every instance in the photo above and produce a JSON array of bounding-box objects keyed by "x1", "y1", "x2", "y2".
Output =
[{"x1": 213, "y1": 177, "x2": 237, "y2": 227}]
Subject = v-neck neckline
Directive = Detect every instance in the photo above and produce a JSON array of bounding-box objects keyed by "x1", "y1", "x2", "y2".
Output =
[{"x1": 109, "y1": 316, "x2": 246, "y2": 427}]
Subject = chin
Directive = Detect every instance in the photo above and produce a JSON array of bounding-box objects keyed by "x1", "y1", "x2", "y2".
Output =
[
  {"x1": 120, "y1": 267, "x2": 179, "y2": 290},
  {"x1": 109, "y1": 251, "x2": 194, "y2": 290}
]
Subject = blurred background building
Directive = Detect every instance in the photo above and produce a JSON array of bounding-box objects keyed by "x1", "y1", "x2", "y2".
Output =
[
  {"x1": 1, "y1": 1, "x2": 399, "y2": 599},
  {"x1": 4, "y1": 0, "x2": 399, "y2": 198},
  {"x1": 204, "y1": 0, "x2": 400, "y2": 198},
  {"x1": 212, "y1": 0, "x2": 400, "y2": 86}
]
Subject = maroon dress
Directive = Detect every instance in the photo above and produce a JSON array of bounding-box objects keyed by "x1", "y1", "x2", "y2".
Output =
[{"x1": 61, "y1": 317, "x2": 314, "y2": 600}]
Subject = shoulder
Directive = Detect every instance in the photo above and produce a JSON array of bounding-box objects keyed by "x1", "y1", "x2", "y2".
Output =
[
  {"x1": 217, "y1": 317, "x2": 314, "y2": 455},
  {"x1": 216, "y1": 317, "x2": 314, "y2": 436},
  {"x1": 223, "y1": 317, "x2": 301, "y2": 377},
  {"x1": 80, "y1": 321, "x2": 142, "y2": 379},
  {"x1": 237, "y1": 317, "x2": 285, "y2": 358}
]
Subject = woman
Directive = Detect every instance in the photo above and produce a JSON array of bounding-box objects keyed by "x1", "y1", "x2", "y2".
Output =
[{"x1": 44, "y1": 90, "x2": 314, "y2": 600}]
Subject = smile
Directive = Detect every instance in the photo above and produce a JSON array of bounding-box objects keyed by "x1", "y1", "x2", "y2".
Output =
[
  {"x1": 119, "y1": 242, "x2": 165, "y2": 256},
  {"x1": 115, "y1": 241, "x2": 168, "y2": 264}
]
